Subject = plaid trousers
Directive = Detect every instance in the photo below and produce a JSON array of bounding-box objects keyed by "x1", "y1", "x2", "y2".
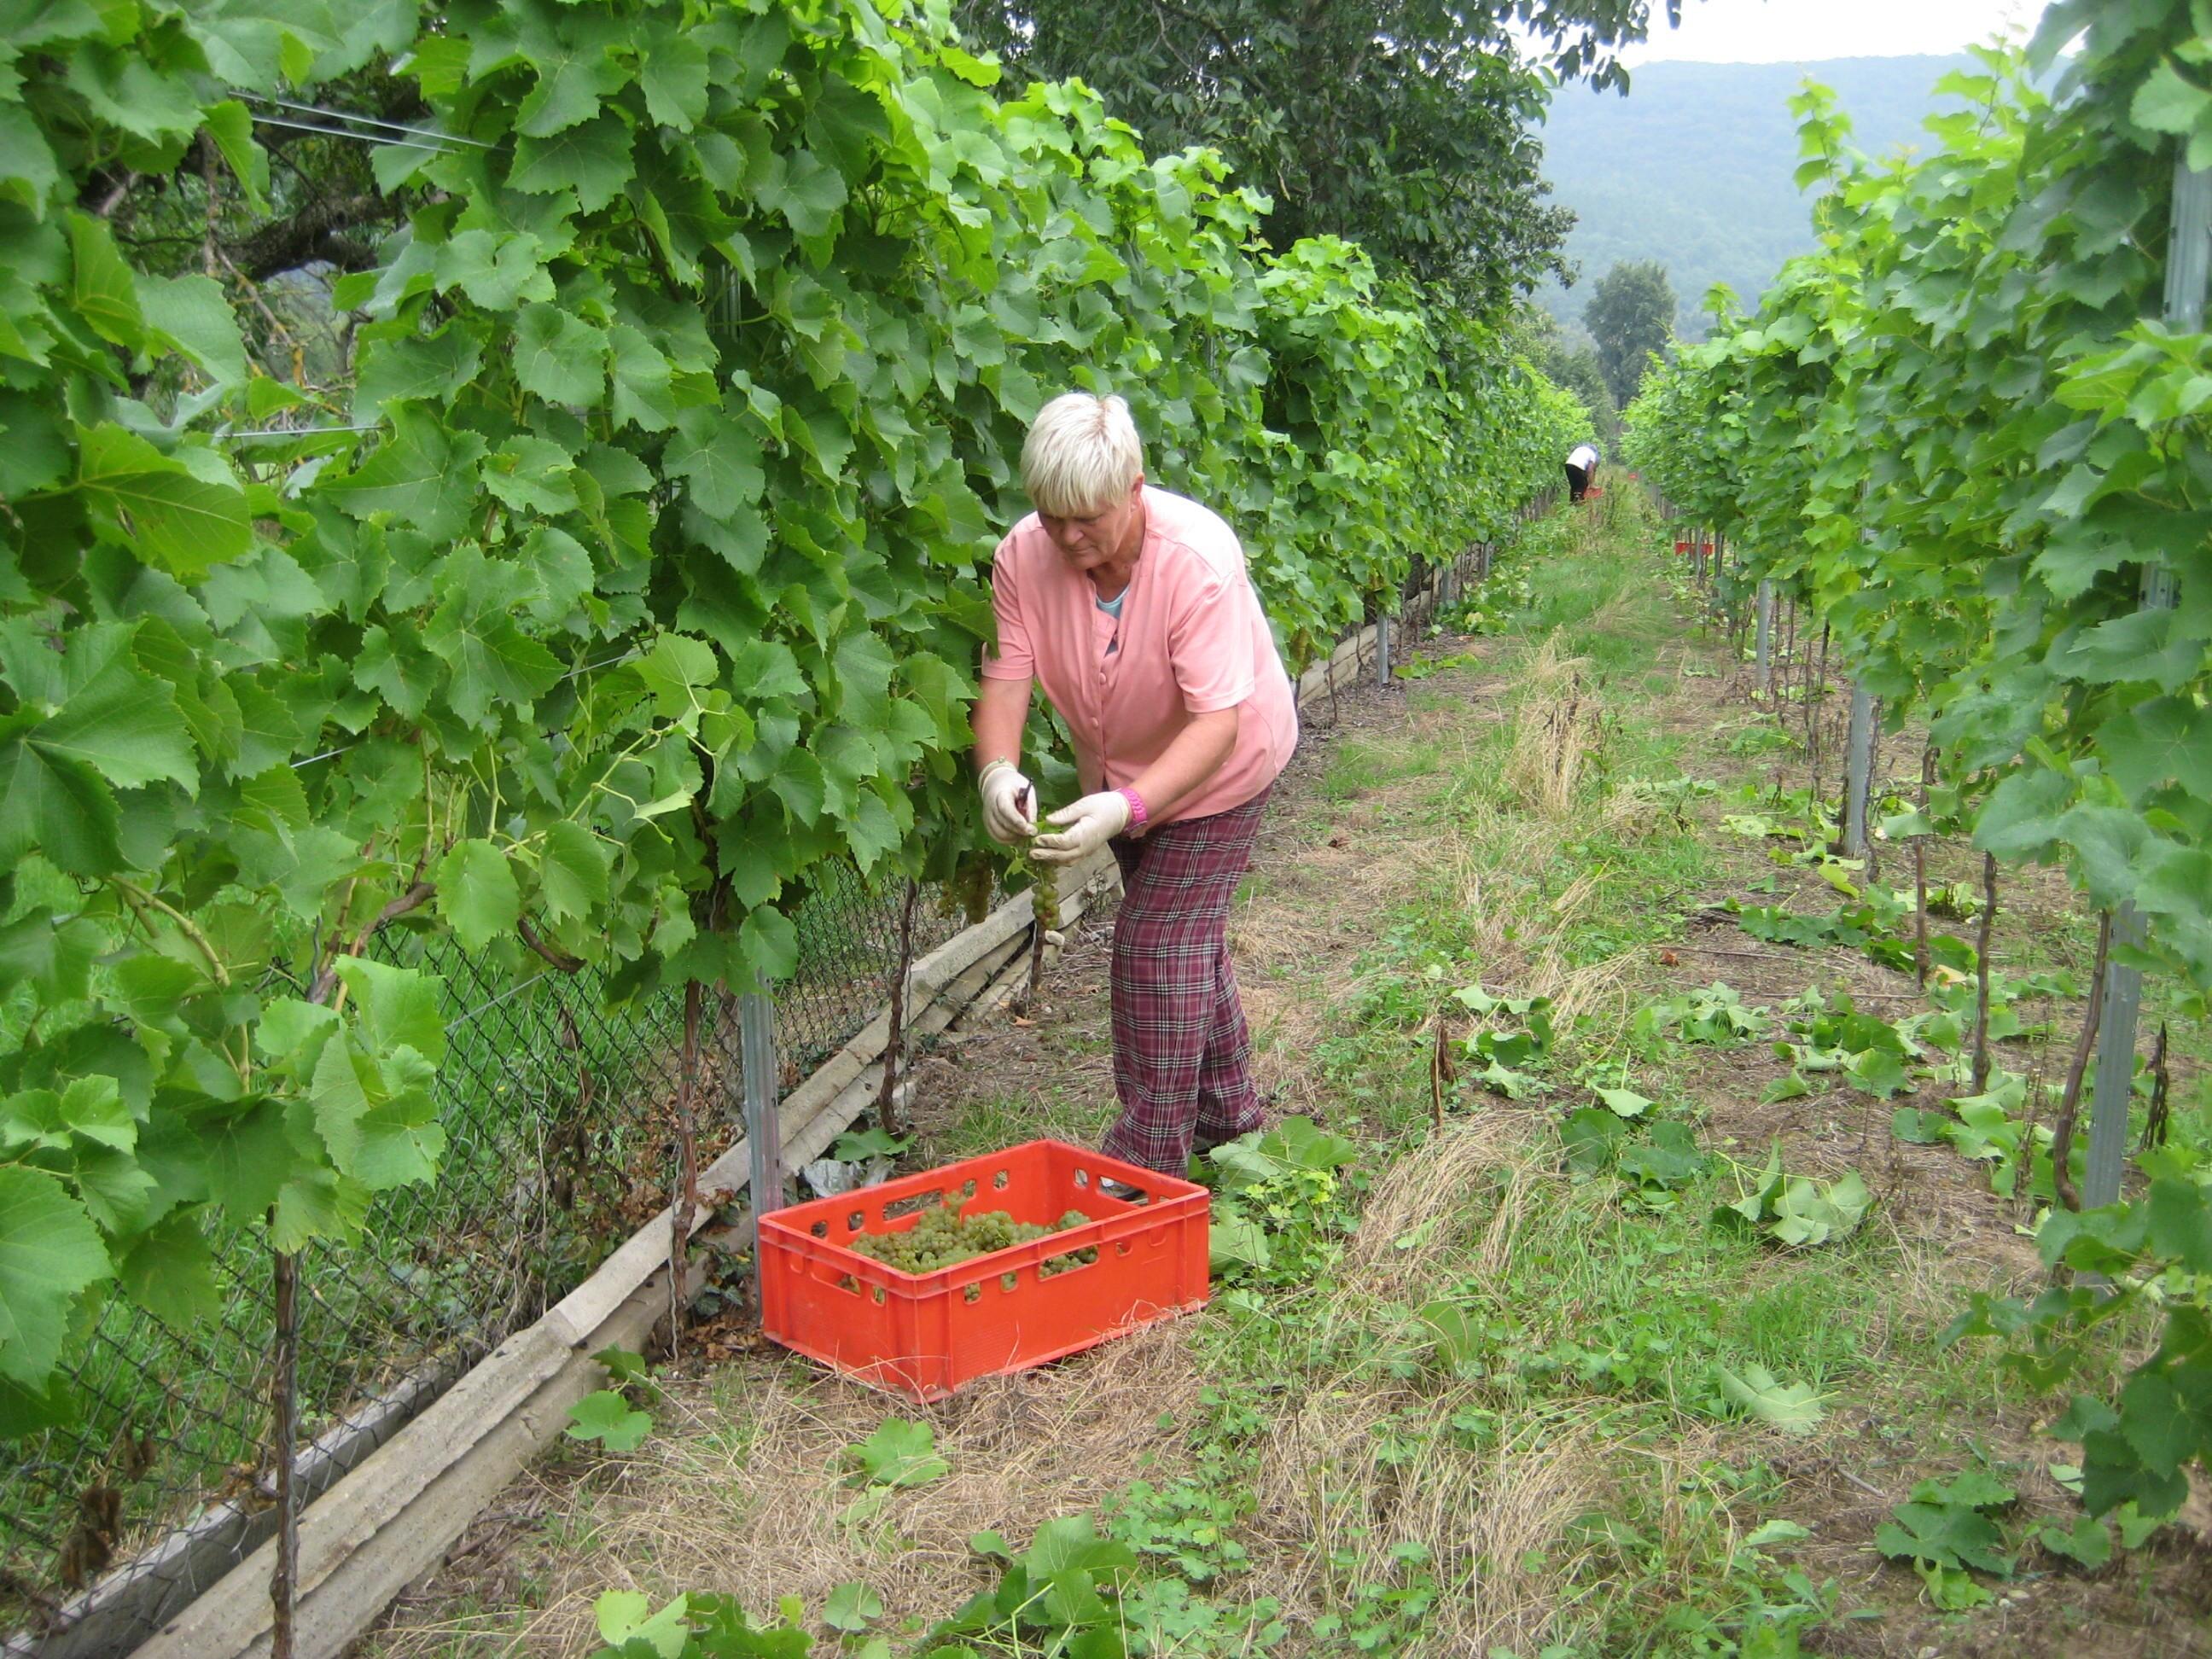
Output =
[{"x1": 1099, "y1": 788, "x2": 1272, "y2": 1176}]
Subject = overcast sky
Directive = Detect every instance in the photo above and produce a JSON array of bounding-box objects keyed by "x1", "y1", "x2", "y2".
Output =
[{"x1": 1619, "y1": 0, "x2": 2055, "y2": 65}]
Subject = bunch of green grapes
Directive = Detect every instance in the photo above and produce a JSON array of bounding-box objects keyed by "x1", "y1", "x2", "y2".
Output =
[
  {"x1": 1028, "y1": 857, "x2": 1059, "y2": 929},
  {"x1": 850, "y1": 1203, "x2": 1092, "y2": 1274},
  {"x1": 948, "y1": 852, "x2": 996, "y2": 925},
  {"x1": 1036, "y1": 1210, "x2": 1097, "y2": 1278},
  {"x1": 1016, "y1": 847, "x2": 1058, "y2": 1004}
]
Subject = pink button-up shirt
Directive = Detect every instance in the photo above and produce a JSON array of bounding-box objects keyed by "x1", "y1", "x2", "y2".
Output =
[{"x1": 981, "y1": 486, "x2": 1299, "y2": 826}]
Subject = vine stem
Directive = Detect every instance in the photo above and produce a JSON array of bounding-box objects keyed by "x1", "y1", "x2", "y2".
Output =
[
  {"x1": 266, "y1": 873, "x2": 439, "y2": 1640},
  {"x1": 668, "y1": 980, "x2": 702, "y2": 1359},
  {"x1": 1912, "y1": 745, "x2": 1934, "y2": 990},
  {"x1": 1969, "y1": 851, "x2": 2000, "y2": 1097},
  {"x1": 306, "y1": 880, "x2": 436, "y2": 1004},
  {"x1": 2049, "y1": 911, "x2": 2113, "y2": 1214},
  {"x1": 269, "y1": 1242, "x2": 300, "y2": 1659},
  {"x1": 112, "y1": 880, "x2": 231, "y2": 987},
  {"x1": 876, "y1": 878, "x2": 920, "y2": 1138}
]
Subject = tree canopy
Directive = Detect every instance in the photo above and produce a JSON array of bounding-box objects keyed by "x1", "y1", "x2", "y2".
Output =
[
  {"x1": 1520, "y1": 313, "x2": 1618, "y2": 445},
  {"x1": 1585, "y1": 258, "x2": 1675, "y2": 405},
  {"x1": 951, "y1": 0, "x2": 1685, "y2": 316}
]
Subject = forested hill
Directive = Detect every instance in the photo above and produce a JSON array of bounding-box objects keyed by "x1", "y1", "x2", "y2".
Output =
[{"x1": 1537, "y1": 54, "x2": 1979, "y2": 337}]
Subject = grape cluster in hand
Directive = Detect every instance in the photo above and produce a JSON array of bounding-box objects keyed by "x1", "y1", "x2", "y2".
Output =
[{"x1": 850, "y1": 1202, "x2": 1093, "y2": 1274}]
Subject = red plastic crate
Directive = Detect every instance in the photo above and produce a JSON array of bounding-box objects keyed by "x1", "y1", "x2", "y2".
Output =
[{"x1": 757, "y1": 1140, "x2": 1209, "y2": 1400}]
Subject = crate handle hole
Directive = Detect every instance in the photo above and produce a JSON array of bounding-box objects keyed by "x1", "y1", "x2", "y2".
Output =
[
  {"x1": 999, "y1": 1272, "x2": 1019, "y2": 1293},
  {"x1": 882, "y1": 1189, "x2": 947, "y2": 1221},
  {"x1": 1074, "y1": 1168, "x2": 1090, "y2": 1188},
  {"x1": 1097, "y1": 1176, "x2": 1148, "y2": 1204},
  {"x1": 992, "y1": 1169, "x2": 1010, "y2": 1190},
  {"x1": 1039, "y1": 1245, "x2": 1098, "y2": 1278},
  {"x1": 847, "y1": 1210, "x2": 865, "y2": 1233},
  {"x1": 960, "y1": 1177, "x2": 978, "y2": 1199},
  {"x1": 963, "y1": 1284, "x2": 981, "y2": 1304},
  {"x1": 810, "y1": 1220, "x2": 828, "y2": 1238},
  {"x1": 1115, "y1": 1241, "x2": 1132, "y2": 1256}
]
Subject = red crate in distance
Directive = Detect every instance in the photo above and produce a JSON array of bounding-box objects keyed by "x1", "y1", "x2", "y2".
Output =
[
  {"x1": 757, "y1": 1140, "x2": 1210, "y2": 1400},
  {"x1": 1674, "y1": 540, "x2": 1691, "y2": 556}
]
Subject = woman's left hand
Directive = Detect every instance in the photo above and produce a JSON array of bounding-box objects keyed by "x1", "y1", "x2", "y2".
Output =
[{"x1": 1032, "y1": 791, "x2": 1132, "y2": 864}]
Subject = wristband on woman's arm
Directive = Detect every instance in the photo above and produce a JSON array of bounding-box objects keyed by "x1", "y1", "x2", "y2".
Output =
[
  {"x1": 979, "y1": 756, "x2": 1017, "y2": 783},
  {"x1": 1118, "y1": 787, "x2": 1149, "y2": 830}
]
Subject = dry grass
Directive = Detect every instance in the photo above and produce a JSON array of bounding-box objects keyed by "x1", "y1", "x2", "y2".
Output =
[
  {"x1": 370, "y1": 1324, "x2": 1200, "y2": 1658},
  {"x1": 1244, "y1": 1383, "x2": 1648, "y2": 1654},
  {"x1": 1239, "y1": 1121, "x2": 1697, "y2": 1653},
  {"x1": 1502, "y1": 636, "x2": 1601, "y2": 817},
  {"x1": 1347, "y1": 1115, "x2": 1541, "y2": 1296}
]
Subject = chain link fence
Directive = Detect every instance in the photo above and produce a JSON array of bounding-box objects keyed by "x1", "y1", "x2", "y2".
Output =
[{"x1": 0, "y1": 859, "x2": 973, "y2": 1655}]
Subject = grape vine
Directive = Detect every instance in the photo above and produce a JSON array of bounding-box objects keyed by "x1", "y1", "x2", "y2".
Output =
[
  {"x1": 0, "y1": 0, "x2": 1586, "y2": 1424},
  {"x1": 1622, "y1": 0, "x2": 2212, "y2": 1527}
]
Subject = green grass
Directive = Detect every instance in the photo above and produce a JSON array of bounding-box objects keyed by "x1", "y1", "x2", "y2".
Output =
[
  {"x1": 936, "y1": 1084, "x2": 1110, "y2": 1158},
  {"x1": 1319, "y1": 734, "x2": 1434, "y2": 802}
]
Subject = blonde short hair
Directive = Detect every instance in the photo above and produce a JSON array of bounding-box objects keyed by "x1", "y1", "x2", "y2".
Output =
[{"x1": 1021, "y1": 393, "x2": 1144, "y2": 517}]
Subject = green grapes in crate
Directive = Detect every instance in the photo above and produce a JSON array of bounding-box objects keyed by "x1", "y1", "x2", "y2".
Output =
[{"x1": 849, "y1": 1203, "x2": 1097, "y2": 1276}]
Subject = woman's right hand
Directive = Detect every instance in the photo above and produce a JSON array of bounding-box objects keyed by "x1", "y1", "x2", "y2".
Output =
[{"x1": 979, "y1": 762, "x2": 1037, "y2": 843}]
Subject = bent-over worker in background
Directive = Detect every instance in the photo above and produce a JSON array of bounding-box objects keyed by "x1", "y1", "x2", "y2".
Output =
[
  {"x1": 970, "y1": 393, "x2": 1299, "y2": 1177},
  {"x1": 1565, "y1": 440, "x2": 1599, "y2": 504}
]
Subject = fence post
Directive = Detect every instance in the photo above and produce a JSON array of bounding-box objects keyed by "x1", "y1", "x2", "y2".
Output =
[
  {"x1": 741, "y1": 991, "x2": 782, "y2": 1287},
  {"x1": 1754, "y1": 579, "x2": 1775, "y2": 698},
  {"x1": 268, "y1": 1248, "x2": 300, "y2": 1659},
  {"x1": 2085, "y1": 154, "x2": 2210, "y2": 1209},
  {"x1": 1842, "y1": 681, "x2": 1876, "y2": 859},
  {"x1": 1376, "y1": 613, "x2": 1391, "y2": 688}
]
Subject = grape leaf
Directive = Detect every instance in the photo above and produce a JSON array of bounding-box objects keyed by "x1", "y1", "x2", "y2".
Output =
[
  {"x1": 434, "y1": 839, "x2": 521, "y2": 953},
  {"x1": 514, "y1": 304, "x2": 608, "y2": 407},
  {"x1": 118, "y1": 1211, "x2": 221, "y2": 1325},
  {"x1": 566, "y1": 1388, "x2": 652, "y2": 1452},
  {"x1": 847, "y1": 1417, "x2": 949, "y2": 1488},
  {"x1": 1714, "y1": 1364, "x2": 1825, "y2": 1435},
  {"x1": 540, "y1": 821, "x2": 610, "y2": 923},
  {"x1": 0, "y1": 1167, "x2": 111, "y2": 1385},
  {"x1": 509, "y1": 114, "x2": 633, "y2": 212},
  {"x1": 323, "y1": 407, "x2": 489, "y2": 540},
  {"x1": 72, "y1": 426, "x2": 250, "y2": 577}
]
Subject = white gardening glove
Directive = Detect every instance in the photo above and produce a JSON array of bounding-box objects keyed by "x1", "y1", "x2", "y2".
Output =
[
  {"x1": 980, "y1": 763, "x2": 1037, "y2": 844},
  {"x1": 1032, "y1": 790, "x2": 1131, "y2": 865}
]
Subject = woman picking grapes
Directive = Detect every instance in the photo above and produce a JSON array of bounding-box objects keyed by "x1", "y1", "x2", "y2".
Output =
[{"x1": 970, "y1": 393, "x2": 1298, "y2": 1176}]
